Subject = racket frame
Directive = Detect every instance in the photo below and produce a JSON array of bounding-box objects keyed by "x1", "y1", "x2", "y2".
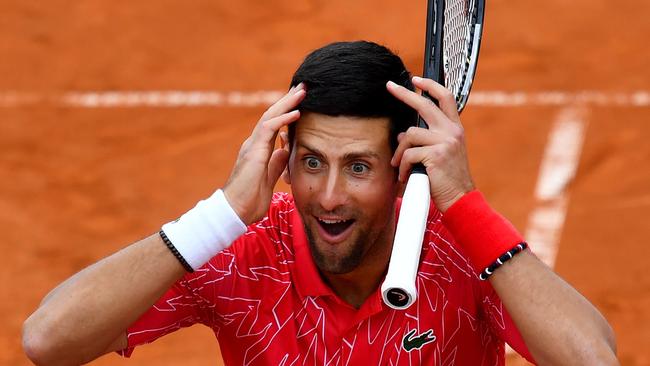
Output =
[{"x1": 456, "y1": 0, "x2": 486, "y2": 112}]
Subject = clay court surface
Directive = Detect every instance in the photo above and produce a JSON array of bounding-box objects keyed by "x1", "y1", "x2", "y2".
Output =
[{"x1": 2, "y1": 0, "x2": 649, "y2": 364}]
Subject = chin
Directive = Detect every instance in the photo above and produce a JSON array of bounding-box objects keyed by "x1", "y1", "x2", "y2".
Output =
[
  {"x1": 316, "y1": 257, "x2": 358, "y2": 275},
  {"x1": 305, "y1": 226, "x2": 365, "y2": 275}
]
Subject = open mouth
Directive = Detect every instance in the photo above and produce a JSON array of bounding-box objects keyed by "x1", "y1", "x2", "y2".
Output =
[{"x1": 317, "y1": 218, "x2": 355, "y2": 237}]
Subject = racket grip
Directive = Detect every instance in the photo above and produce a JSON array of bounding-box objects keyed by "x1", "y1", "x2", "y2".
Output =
[{"x1": 381, "y1": 172, "x2": 430, "y2": 309}]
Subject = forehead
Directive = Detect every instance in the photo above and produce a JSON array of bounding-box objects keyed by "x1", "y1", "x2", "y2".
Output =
[{"x1": 293, "y1": 113, "x2": 391, "y2": 155}]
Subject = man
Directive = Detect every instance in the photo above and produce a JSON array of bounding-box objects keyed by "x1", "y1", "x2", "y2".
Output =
[{"x1": 23, "y1": 41, "x2": 618, "y2": 365}]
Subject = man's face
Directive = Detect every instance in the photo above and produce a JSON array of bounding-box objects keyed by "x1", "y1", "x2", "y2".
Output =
[{"x1": 286, "y1": 113, "x2": 399, "y2": 275}]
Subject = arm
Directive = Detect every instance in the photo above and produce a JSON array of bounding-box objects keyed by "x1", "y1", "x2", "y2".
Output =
[
  {"x1": 22, "y1": 84, "x2": 306, "y2": 365},
  {"x1": 386, "y1": 77, "x2": 618, "y2": 365},
  {"x1": 22, "y1": 234, "x2": 185, "y2": 365},
  {"x1": 490, "y1": 250, "x2": 617, "y2": 365}
]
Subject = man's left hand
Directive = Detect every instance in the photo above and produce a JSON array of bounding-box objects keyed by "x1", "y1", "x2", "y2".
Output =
[{"x1": 386, "y1": 76, "x2": 475, "y2": 212}]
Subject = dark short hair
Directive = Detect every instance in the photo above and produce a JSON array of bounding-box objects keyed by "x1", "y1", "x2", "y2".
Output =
[{"x1": 288, "y1": 41, "x2": 417, "y2": 151}]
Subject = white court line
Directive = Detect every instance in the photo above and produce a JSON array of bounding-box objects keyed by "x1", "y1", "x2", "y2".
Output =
[
  {"x1": 505, "y1": 106, "x2": 587, "y2": 359},
  {"x1": 1, "y1": 90, "x2": 650, "y2": 108},
  {"x1": 62, "y1": 90, "x2": 286, "y2": 108},
  {"x1": 525, "y1": 106, "x2": 588, "y2": 267},
  {"x1": 0, "y1": 93, "x2": 43, "y2": 107},
  {"x1": 470, "y1": 90, "x2": 650, "y2": 107}
]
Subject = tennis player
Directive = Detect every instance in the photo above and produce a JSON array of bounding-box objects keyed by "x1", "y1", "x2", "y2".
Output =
[{"x1": 23, "y1": 41, "x2": 618, "y2": 365}]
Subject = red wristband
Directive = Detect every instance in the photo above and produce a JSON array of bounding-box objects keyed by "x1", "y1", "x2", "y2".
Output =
[{"x1": 442, "y1": 190, "x2": 524, "y2": 274}]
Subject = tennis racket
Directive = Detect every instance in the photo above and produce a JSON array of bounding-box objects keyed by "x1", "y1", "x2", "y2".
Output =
[{"x1": 381, "y1": 0, "x2": 486, "y2": 309}]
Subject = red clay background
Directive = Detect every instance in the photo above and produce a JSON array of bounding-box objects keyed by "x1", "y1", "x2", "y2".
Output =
[{"x1": 2, "y1": 0, "x2": 649, "y2": 365}]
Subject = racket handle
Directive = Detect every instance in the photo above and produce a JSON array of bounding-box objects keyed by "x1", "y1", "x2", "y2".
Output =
[{"x1": 381, "y1": 171, "x2": 430, "y2": 309}]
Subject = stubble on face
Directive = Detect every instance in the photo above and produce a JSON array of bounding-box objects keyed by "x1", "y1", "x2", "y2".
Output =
[
  {"x1": 304, "y1": 221, "x2": 365, "y2": 274},
  {"x1": 299, "y1": 198, "x2": 396, "y2": 275}
]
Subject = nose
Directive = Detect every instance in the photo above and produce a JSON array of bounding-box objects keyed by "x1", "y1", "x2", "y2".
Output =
[{"x1": 318, "y1": 168, "x2": 348, "y2": 212}]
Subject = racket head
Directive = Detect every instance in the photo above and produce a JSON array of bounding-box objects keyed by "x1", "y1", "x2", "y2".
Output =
[
  {"x1": 422, "y1": 0, "x2": 486, "y2": 113},
  {"x1": 443, "y1": 0, "x2": 486, "y2": 112}
]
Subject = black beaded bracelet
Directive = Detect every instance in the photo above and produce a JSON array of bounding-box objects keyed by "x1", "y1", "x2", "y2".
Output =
[
  {"x1": 479, "y1": 242, "x2": 528, "y2": 280},
  {"x1": 159, "y1": 229, "x2": 194, "y2": 273}
]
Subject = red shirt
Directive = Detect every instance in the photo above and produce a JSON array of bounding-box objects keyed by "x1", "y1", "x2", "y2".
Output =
[{"x1": 120, "y1": 192, "x2": 533, "y2": 365}]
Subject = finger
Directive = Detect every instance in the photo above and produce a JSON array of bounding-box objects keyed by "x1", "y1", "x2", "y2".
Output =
[
  {"x1": 397, "y1": 146, "x2": 432, "y2": 182},
  {"x1": 267, "y1": 148, "x2": 290, "y2": 187},
  {"x1": 411, "y1": 76, "x2": 460, "y2": 123},
  {"x1": 386, "y1": 81, "x2": 447, "y2": 129},
  {"x1": 261, "y1": 84, "x2": 305, "y2": 122},
  {"x1": 391, "y1": 127, "x2": 447, "y2": 167},
  {"x1": 275, "y1": 82, "x2": 304, "y2": 108},
  {"x1": 254, "y1": 110, "x2": 301, "y2": 144},
  {"x1": 260, "y1": 87, "x2": 305, "y2": 124}
]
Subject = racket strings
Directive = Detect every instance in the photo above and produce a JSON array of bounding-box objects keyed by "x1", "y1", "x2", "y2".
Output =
[{"x1": 442, "y1": 0, "x2": 478, "y2": 107}]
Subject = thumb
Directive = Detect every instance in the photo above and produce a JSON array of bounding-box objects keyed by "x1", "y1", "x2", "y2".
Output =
[{"x1": 267, "y1": 148, "x2": 290, "y2": 187}]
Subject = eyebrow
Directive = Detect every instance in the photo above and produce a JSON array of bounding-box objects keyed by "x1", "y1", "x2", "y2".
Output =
[{"x1": 296, "y1": 142, "x2": 381, "y2": 161}]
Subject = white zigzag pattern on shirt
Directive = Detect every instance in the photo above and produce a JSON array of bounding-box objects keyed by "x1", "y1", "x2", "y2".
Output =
[{"x1": 137, "y1": 193, "x2": 507, "y2": 365}]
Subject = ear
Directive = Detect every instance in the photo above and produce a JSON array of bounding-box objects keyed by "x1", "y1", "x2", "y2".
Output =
[{"x1": 280, "y1": 131, "x2": 292, "y2": 185}]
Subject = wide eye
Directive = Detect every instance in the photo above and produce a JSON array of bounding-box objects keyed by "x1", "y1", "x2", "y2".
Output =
[
  {"x1": 304, "y1": 157, "x2": 321, "y2": 170},
  {"x1": 350, "y1": 162, "x2": 369, "y2": 174}
]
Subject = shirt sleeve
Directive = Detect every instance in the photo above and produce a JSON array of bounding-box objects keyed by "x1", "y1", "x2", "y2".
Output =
[
  {"x1": 117, "y1": 193, "x2": 293, "y2": 358},
  {"x1": 116, "y1": 269, "x2": 210, "y2": 358},
  {"x1": 116, "y1": 235, "x2": 247, "y2": 358},
  {"x1": 478, "y1": 279, "x2": 536, "y2": 364}
]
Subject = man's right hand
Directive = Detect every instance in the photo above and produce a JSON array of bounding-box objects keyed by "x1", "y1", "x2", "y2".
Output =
[{"x1": 223, "y1": 83, "x2": 305, "y2": 225}]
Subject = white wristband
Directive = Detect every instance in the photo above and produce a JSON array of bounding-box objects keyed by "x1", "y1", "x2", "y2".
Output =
[{"x1": 161, "y1": 189, "x2": 247, "y2": 270}]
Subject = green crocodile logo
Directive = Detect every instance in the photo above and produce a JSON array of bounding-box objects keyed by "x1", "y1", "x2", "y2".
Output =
[{"x1": 402, "y1": 329, "x2": 436, "y2": 352}]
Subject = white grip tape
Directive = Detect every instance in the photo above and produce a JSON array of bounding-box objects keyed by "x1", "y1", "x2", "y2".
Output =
[
  {"x1": 162, "y1": 189, "x2": 247, "y2": 270},
  {"x1": 381, "y1": 173, "x2": 430, "y2": 310}
]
